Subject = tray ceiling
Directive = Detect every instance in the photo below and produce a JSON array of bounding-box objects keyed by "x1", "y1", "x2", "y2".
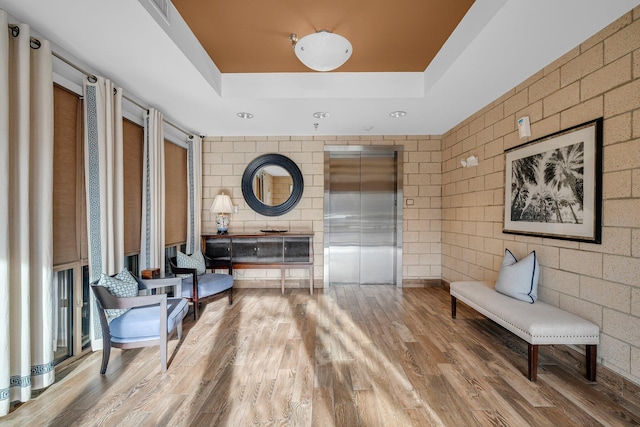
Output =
[{"x1": 171, "y1": 0, "x2": 474, "y2": 73}]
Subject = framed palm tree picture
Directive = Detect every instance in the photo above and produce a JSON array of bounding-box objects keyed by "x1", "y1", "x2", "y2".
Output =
[{"x1": 504, "y1": 118, "x2": 603, "y2": 243}]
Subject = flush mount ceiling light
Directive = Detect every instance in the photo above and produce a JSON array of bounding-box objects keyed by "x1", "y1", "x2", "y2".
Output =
[
  {"x1": 290, "y1": 30, "x2": 352, "y2": 72},
  {"x1": 389, "y1": 111, "x2": 407, "y2": 118},
  {"x1": 313, "y1": 112, "x2": 330, "y2": 119},
  {"x1": 237, "y1": 112, "x2": 253, "y2": 119}
]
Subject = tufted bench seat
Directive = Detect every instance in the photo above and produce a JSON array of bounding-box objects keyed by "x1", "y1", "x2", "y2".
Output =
[{"x1": 450, "y1": 281, "x2": 600, "y2": 381}]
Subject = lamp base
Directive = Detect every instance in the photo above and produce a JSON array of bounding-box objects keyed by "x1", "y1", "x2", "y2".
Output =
[{"x1": 216, "y1": 213, "x2": 230, "y2": 235}]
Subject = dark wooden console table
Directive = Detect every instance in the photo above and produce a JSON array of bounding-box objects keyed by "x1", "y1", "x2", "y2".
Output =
[{"x1": 201, "y1": 233, "x2": 314, "y2": 294}]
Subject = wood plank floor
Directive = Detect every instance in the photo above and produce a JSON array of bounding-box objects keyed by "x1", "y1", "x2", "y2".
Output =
[{"x1": 4, "y1": 286, "x2": 640, "y2": 426}]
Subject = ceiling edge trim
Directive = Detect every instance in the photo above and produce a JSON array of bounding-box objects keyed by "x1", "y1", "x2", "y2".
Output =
[
  {"x1": 221, "y1": 72, "x2": 425, "y2": 99},
  {"x1": 423, "y1": 0, "x2": 507, "y2": 96},
  {"x1": 138, "y1": 0, "x2": 223, "y2": 97}
]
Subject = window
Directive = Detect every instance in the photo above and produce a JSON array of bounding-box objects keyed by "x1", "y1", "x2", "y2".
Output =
[
  {"x1": 165, "y1": 140, "x2": 188, "y2": 247},
  {"x1": 164, "y1": 140, "x2": 188, "y2": 275},
  {"x1": 53, "y1": 84, "x2": 89, "y2": 360}
]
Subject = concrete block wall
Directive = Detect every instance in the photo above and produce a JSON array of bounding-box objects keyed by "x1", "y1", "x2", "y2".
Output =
[
  {"x1": 441, "y1": 7, "x2": 640, "y2": 384},
  {"x1": 202, "y1": 135, "x2": 442, "y2": 288}
]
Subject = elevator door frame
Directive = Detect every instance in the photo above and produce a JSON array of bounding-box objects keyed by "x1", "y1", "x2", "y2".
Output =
[{"x1": 323, "y1": 145, "x2": 403, "y2": 288}]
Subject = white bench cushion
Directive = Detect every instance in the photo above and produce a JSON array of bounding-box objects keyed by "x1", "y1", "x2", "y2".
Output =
[{"x1": 450, "y1": 281, "x2": 599, "y2": 346}]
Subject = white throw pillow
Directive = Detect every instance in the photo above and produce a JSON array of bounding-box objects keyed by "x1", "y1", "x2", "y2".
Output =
[
  {"x1": 176, "y1": 250, "x2": 206, "y2": 277},
  {"x1": 494, "y1": 249, "x2": 540, "y2": 303}
]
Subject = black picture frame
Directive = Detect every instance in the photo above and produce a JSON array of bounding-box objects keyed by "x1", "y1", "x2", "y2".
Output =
[
  {"x1": 503, "y1": 118, "x2": 603, "y2": 243},
  {"x1": 242, "y1": 154, "x2": 304, "y2": 217}
]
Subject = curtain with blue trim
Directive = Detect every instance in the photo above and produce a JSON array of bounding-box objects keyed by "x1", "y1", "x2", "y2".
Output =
[
  {"x1": 186, "y1": 135, "x2": 202, "y2": 254},
  {"x1": 0, "y1": 10, "x2": 55, "y2": 416},
  {"x1": 83, "y1": 75, "x2": 124, "y2": 351},
  {"x1": 139, "y1": 109, "x2": 165, "y2": 274}
]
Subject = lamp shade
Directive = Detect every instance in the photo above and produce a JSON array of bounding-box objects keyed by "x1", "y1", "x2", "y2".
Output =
[
  {"x1": 210, "y1": 193, "x2": 233, "y2": 213},
  {"x1": 294, "y1": 30, "x2": 352, "y2": 72}
]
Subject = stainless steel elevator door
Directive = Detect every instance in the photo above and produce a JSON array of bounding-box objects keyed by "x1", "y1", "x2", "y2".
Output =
[{"x1": 325, "y1": 149, "x2": 399, "y2": 285}]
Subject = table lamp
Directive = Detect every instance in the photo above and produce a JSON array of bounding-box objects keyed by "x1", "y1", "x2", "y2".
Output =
[{"x1": 210, "y1": 192, "x2": 233, "y2": 234}]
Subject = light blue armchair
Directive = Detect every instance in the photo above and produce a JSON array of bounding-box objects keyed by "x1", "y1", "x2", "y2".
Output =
[
  {"x1": 91, "y1": 275, "x2": 189, "y2": 373},
  {"x1": 169, "y1": 254, "x2": 233, "y2": 320}
]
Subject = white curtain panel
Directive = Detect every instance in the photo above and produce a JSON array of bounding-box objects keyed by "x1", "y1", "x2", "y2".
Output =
[
  {"x1": 83, "y1": 75, "x2": 124, "y2": 351},
  {"x1": 0, "y1": 11, "x2": 55, "y2": 417},
  {"x1": 186, "y1": 135, "x2": 202, "y2": 254},
  {"x1": 140, "y1": 108, "x2": 165, "y2": 274}
]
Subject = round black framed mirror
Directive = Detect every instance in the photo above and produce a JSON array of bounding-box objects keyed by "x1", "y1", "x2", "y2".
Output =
[{"x1": 242, "y1": 154, "x2": 304, "y2": 216}]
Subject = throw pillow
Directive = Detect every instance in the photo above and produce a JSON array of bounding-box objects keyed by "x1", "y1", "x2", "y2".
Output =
[
  {"x1": 176, "y1": 250, "x2": 206, "y2": 277},
  {"x1": 97, "y1": 269, "x2": 139, "y2": 319},
  {"x1": 115, "y1": 268, "x2": 139, "y2": 289},
  {"x1": 494, "y1": 249, "x2": 540, "y2": 303}
]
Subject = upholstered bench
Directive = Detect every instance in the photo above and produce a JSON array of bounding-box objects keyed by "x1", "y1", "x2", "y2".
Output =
[{"x1": 450, "y1": 281, "x2": 600, "y2": 381}]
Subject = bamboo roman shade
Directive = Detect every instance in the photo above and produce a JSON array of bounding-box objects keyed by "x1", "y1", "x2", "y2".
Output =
[
  {"x1": 164, "y1": 140, "x2": 187, "y2": 247},
  {"x1": 123, "y1": 119, "x2": 144, "y2": 255},
  {"x1": 53, "y1": 84, "x2": 86, "y2": 266}
]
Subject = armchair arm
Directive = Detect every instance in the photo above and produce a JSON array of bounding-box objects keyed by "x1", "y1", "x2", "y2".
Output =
[
  {"x1": 170, "y1": 266, "x2": 197, "y2": 276},
  {"x1": 116, "y1": 293, "x2": 167, "y2": 309},
  {"x1": 203, "y1": 252, "x2": 232, "y2": 275},
  {"x1": 136, "y1": 276, "x2": 182, "y2": 297},
  {"x1": 91, "y1": 284, "x2": 167, "y2": 310},
  {"x1": 168, "y1": 262, "x2": 198, "y2": 301}
]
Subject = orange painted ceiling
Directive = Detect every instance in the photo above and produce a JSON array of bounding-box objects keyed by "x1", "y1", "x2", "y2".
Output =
[{"x1": 171, "y1": 0, "x2": 475, "y2": 73}]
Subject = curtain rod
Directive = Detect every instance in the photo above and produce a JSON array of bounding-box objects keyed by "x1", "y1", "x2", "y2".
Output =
[{"x1": 49, "y1": 50, "x2": 195, "y2": 138}]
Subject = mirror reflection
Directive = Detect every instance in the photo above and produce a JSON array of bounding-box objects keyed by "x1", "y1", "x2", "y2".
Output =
[
  {"x1": 242, "y1": 153, "x2": 303, "y2": 216},
  {"x1": 252, "y1": 166, "x2": 293, "y2": 206}
]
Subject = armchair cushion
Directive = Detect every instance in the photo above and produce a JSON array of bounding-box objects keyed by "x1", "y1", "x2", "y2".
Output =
[
  {"x1": 176, "y1": 250, "x2": 206, "y2": 277},
  {"x1": 97, "y1": 269, "x2": 139, "y2": 319},
  {"x1": 109, "y1": 297, "x2": 189, "y2": 344},
  {"x1": 181, "y1": 273, "x2": 233, "y2": 299}
]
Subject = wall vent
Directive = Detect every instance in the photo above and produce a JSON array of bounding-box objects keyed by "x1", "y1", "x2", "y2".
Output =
[{"x1": 151, "y1": 0, "x2": 169, "y2": 20}]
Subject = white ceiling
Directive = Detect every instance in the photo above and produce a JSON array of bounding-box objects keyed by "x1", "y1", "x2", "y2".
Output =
[{"x1": 1, "y1": 0, "x2": 639, "y2": 137}]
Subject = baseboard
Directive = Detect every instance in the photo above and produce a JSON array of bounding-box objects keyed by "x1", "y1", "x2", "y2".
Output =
[
  {"x1": 402, "y1": 278, "x2": 445, "y2": 288},
  {"x1": 232, "y1": 279, "x2": 313, "y2": 289},
  {"x1": 231, "y1": 278, "x2": 445, "y2": 289}
]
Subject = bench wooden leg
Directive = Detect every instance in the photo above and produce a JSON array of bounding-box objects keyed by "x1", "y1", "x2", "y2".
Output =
[
  {"x1": 451, "y1": 295, "x2": 457, "y2": 319},
  {"x1": 586, "y1": 344, "x2": 597, "y2": 381},
  {"x1": 528, "y1": 344, "x2": 538, "y2": 381}
]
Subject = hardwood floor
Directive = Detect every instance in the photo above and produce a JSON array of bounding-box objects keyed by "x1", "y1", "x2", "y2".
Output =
[{"x1": 5, "y1": 286, "x2": 640, "y2": 426}]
